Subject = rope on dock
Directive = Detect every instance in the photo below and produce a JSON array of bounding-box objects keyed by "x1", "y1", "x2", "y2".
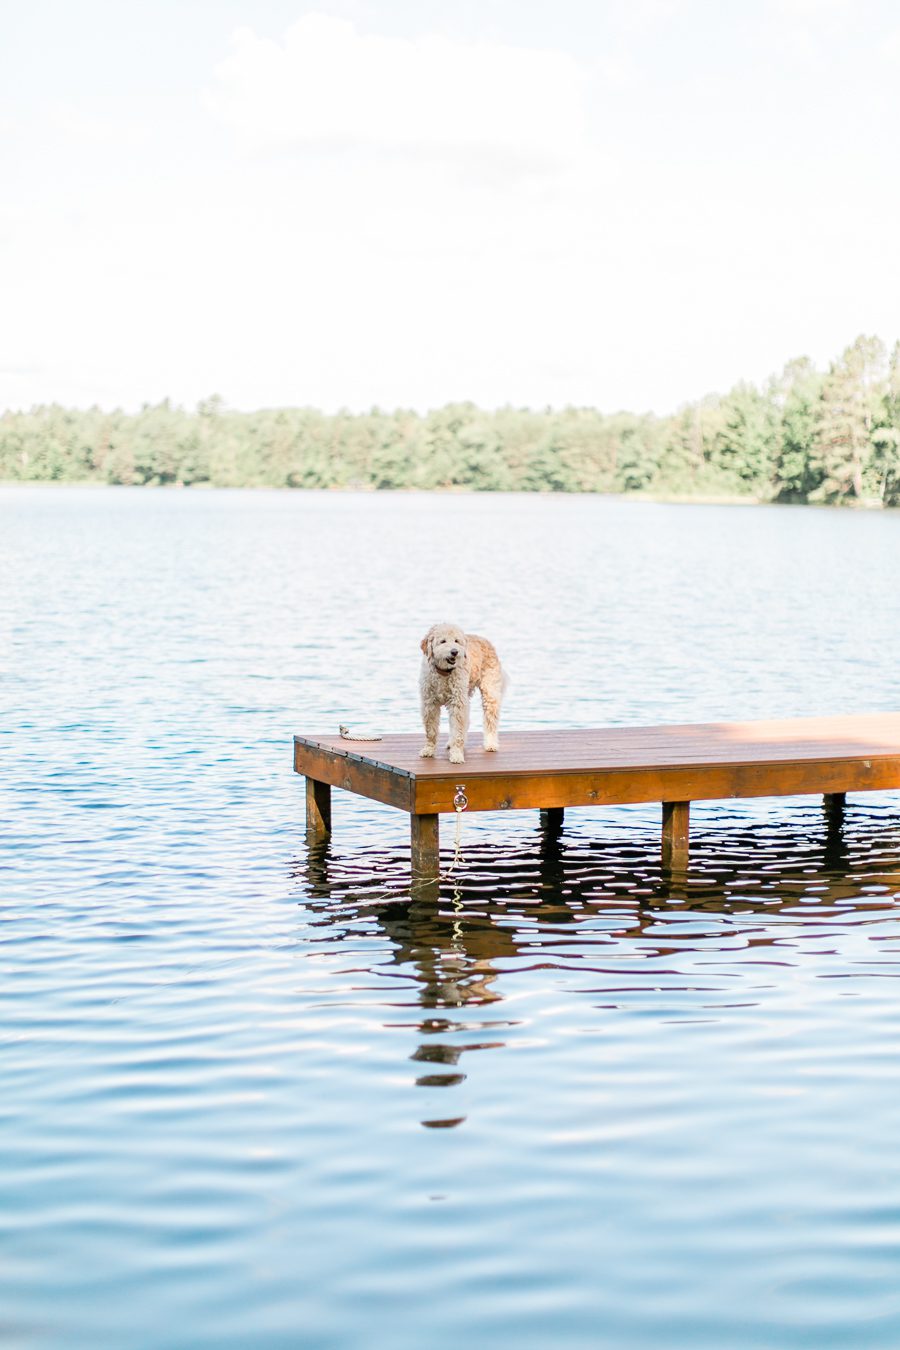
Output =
[{"x1": 338, "y1": 725, "x2": 383, "y2": 742}]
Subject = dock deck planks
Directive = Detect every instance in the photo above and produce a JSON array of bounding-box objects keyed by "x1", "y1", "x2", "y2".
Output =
[{"x1": 294, "y1": 713, "x2": 900, "y2": 884}]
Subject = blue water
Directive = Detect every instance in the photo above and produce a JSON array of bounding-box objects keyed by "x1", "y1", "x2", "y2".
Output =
[{"x1": 4, "y1": 485, "x2": 900, "y2": 1348}]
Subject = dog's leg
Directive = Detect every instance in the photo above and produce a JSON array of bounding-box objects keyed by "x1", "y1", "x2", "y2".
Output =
[
  {"x1": 481, "y1": 673, "x2": 503, "y2": 752},
  {"x1": 420, "y1": 700, "x2": 440, "y2": 758},
  {"x1": 447, "y1": 688, "x2": 468, "y2": 764}
]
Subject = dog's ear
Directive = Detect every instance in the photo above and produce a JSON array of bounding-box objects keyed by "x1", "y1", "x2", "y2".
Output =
[{"x1": 420, "y1": 627, "x2": 434, "y2": 656}]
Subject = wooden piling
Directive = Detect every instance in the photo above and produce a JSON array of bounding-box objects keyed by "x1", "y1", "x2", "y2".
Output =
[
  {"x1": 305, "y1": 778, "x2": 331, "y2": 841},
  {"x1": 661, "y1": 800, "x2": 690, "y2": 871},
  {"x1": 410, "y1": 813, "x2": 440, "y2": 892}
]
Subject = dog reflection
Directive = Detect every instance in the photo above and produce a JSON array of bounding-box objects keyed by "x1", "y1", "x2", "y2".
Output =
[{"x1": 376, "y1": 901, "x2": 518, "y2": 1007}]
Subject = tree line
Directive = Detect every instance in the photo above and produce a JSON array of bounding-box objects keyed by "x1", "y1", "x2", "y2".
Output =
[{"x1": 3, "y1": 334, "x2": 900, "y2": 505}]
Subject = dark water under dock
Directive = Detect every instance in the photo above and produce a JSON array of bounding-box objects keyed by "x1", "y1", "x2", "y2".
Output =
[{"x1": 5, "y1": 486, "x2": 900, "y2": 1348}]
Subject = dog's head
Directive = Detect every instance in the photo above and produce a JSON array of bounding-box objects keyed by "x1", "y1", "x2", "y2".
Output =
[{"x1": 421, "y1": 623, "x2": 467, "y2": 673}]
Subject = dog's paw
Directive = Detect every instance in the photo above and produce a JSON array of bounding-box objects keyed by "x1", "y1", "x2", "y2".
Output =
[
  {"x1": 419, "y1": 744, "x2": 436, "y2": 758},
  {"x1": 483, "y1": 734, "x2": 499, "y2": 751},
  {"x1": 448, "y1": 746, "x2": 466, "y2": 764}
]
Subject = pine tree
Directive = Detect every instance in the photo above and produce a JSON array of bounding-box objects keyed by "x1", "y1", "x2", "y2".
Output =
[
  {"x1": 872, "y1": 342, "x2": 900, "y2": 506},
  {"x1": 810, "y1": 336, "x2": 886, "y2": 503},
  {"x1": 713, "y1": 381, "x2": 779, "y2": 493},
  {"x1": 771, "y1": 357, "x2": 823, "y2": 501}
]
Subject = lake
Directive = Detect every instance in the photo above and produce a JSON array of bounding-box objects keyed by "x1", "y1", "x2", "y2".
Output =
[{"x1": 4, "y1": 485, "x2": 900, "y2": 1349}]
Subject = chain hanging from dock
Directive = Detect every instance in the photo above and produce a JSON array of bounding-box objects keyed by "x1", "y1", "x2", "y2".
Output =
[{"x1": 446, "y1": 784, "x2": 468, "y2": 877}]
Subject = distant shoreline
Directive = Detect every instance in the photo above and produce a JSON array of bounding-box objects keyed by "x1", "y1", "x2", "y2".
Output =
[
  {"x1": 3, "y1": 335, "x2": 898, "y2": 507},
  {"x1": 2, "y1": 480, "x2": 894, "y2": 510}
]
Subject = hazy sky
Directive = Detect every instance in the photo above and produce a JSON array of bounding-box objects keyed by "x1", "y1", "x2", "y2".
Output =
[{"x1": 2, "y1": 0, "x2": 899, "y2": 415}]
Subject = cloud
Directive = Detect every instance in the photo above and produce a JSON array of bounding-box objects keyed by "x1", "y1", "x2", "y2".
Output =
[
  {"x1": 609, "y1": 0, "x2": 682, "y2": 33},
  {"x1": 204, "y1": 14, "x2": 587, "y2": 173},
  {"x1": 762, "y1": 0, "x2": 859, "y2": 47},
  {"x1": 45, "y1": 102, "x2": 127, "y2": 146},
  {"x1": 7, "y1": 5, "x2": 899, "y2": 419},
  {"x1": 771, "y1": 0, "x2": 853, "y2": 15}
]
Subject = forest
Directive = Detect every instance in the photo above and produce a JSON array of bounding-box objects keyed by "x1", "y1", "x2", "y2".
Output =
[{"x1": 3, "y1": 334, "x2": 900, "y2": 505}]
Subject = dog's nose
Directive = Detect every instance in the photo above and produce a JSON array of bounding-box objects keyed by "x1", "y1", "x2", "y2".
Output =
[{"x1": 449, "y1": 647, "x2": 459, "y2": 656}]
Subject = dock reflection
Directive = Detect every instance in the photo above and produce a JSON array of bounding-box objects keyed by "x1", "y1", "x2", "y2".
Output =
[{"x1": 292, "y1": 804, "x2": 900, "y2": 1127}]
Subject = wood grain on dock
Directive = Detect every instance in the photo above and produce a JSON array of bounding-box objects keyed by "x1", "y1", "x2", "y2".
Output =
[{"x1": 294, "y1": 713, "x2": 900, "y2": 881}]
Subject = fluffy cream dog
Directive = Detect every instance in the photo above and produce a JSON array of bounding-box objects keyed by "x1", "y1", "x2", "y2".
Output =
[{"x1": 419, "y1": 623, "x2": 506, "y2": 764}]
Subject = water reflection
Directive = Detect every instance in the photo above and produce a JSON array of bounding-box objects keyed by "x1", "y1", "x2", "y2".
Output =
[{"x1": 292, "y1": 801, "x2": 900, "y2": 1127}]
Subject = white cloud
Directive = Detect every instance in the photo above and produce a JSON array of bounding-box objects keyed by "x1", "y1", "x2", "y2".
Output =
[
  {"x1": 608, "y1": 0, "x2": 682, "y2": 33},
  {"x1": 882, "y1": 24, "x2": 900, "y2": 59},
  {"x1": 4, "y1": 4, "x2": 900, "y2": 417},
  {"x1": 762, "y1": 0, "x2": 859, "y2": 54},
  {"x1": 45, "y1": 102, "x2": 130, "y2": 146},
  {"x1": 770, "y1": 0, "x2": 853, "y2": 16},
  {"x1": 204, "y1": 15, "x2": 587, "y2": 173}
]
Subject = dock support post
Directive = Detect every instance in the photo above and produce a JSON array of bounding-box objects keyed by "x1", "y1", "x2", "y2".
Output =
[
  {"x1": 305, "y1": 778, "x2": 332, "y2": 841},
  {"x1": 823, "y1": 792, "x2": 848, "y2": 870},
  {"x1": 411, "y1": 813, "x2": 440, "y2": 893},
  {"x1": 540, "y1": 808, "x2": 565, "y2": 832},
  {"x1": 662, "y1": 801, "x2": 690, "y2": 871}
]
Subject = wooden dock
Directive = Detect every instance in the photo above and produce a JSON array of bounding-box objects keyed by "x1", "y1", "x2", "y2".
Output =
[{"x1": 294, "y1": 713, "x2": 900, "y2": 884}]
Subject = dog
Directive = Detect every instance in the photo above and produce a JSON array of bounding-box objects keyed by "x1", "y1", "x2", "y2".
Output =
[{"x1": 419, "y1": 623, "x2": 506, "y2": 764}]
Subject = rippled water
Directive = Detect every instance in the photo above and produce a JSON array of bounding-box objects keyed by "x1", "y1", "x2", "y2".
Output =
[{"x1": 4, "y1": 485, "x2": 900, "y2": 1348}]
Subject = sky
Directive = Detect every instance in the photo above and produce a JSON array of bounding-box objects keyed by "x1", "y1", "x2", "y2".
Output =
[{"x1": 2, "y1": 0, "x2": 899, "y2": 416}]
